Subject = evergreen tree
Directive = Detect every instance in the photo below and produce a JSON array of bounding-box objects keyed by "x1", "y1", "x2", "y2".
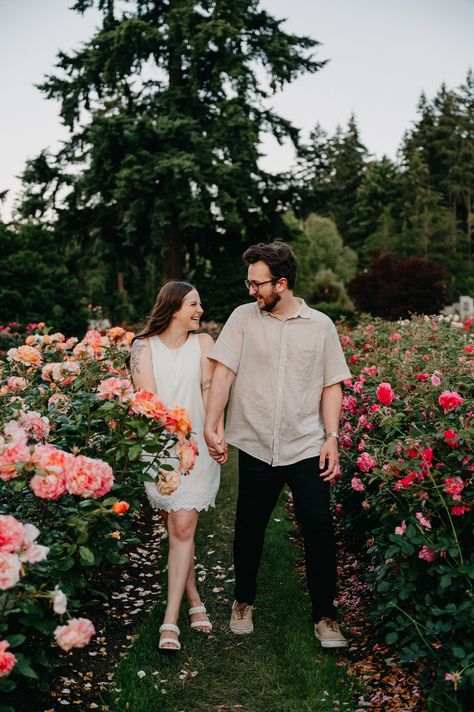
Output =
[{"x1": 19, "y1": 0, "x2": 325, "y2": 322}]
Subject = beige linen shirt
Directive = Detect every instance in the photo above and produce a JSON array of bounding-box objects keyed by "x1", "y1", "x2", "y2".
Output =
[{"x1": 209, "y1": 299, "x2": 351, "y2": 466}]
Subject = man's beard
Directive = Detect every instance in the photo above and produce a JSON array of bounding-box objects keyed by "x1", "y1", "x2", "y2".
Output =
[{"x1": 259, "y1": 290, "x2": 281, "y2": 313}]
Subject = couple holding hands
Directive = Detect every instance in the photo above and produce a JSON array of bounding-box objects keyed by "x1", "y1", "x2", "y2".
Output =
[{"x1": 130, "y1": 241, "x2": 351, "y2": 652}]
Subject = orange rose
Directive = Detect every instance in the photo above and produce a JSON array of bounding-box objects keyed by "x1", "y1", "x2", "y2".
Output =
[{"x1": 112, "y1": 501, "x2": 130, "y2": 515}]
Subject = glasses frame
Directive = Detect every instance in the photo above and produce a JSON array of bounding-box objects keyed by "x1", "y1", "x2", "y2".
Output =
[{"x1": 244, "y1": 278, "x2": 280, "y2": 292}]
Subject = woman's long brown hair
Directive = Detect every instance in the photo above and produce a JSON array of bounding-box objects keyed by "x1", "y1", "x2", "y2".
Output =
[{"x1": 127, "y1": 281, "x2": 196, "y2": 364}]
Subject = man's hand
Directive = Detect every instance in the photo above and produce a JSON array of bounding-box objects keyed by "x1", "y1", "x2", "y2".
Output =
[
  {"x1": 205, "y1": 428, "x2": 228, "y2": 464},
  {"x1": 319, "y1": 437, "x2": 341, "y2": 482}
]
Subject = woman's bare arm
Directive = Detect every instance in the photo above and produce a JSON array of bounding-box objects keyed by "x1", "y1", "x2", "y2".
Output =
[{"x1": 129, "y1": 338, "x2": 157, "y2": 392}]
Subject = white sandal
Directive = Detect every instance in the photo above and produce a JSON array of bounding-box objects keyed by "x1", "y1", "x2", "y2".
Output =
[
  {"x1": 189, "y1": 605, "x2": 212, "y2": 633},
  {"x1": 158, "y1": 623, "x2": 181, "y2": 652}
]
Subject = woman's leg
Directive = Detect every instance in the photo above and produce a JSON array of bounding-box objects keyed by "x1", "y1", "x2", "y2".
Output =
[
  {"x1": 184, "y1": 539, "x2": 211, "y2": 631},
  {"x1": 160, "y1": 509, "x2": 199, "y2": 647}
]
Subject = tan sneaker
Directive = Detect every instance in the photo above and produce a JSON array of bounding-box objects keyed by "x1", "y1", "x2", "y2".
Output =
[
  {"x1": 229, "y1": 601, "x2": 254, "y2": 634},
  {"x1": 314, "y1": 618, "x2": 348, "y2": 648}
]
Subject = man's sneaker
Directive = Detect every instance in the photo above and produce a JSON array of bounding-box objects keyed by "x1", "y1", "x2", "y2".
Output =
[
  {"x1": 229, "y1": 601, "x2": 254, "y2": 634},
  {"x1": 314, "y1": 618, "x2": 348, "y2": 648}
]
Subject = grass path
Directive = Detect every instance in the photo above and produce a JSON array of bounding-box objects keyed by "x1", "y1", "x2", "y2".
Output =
[{"x1": 109, "y1": 449, "x2": 357, "y2": 711}]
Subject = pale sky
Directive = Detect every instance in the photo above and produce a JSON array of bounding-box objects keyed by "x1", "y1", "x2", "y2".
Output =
[{"x1": 1, "y1": 0, "x2": 473, "y2": 220}]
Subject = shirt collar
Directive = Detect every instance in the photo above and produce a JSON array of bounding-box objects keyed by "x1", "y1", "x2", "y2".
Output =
[{"x1": 258, "y1": 297, "x2": 311, "y2": 320}]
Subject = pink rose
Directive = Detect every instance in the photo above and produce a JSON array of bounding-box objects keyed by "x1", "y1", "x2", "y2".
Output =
[
  {"x1": 376, "y1": 382, "x2": 394, "y2": 406},
  {"x1": 394, "y1": 520, "x2": 407, "y2": 536},
  {"x1": 357, "y1": 452, "x2": 377, "y2": 472},
  {"x1": 30, "y1": 472, "x2": 67, "y2": 500},
  {"x1": 430, "y1": 374, "x2": 441, "y2": 386},
  {"x1": 0, "y1": 641, "x2": 17, "y2": 678},
  {"x1": 0, "y1": 515, "x2": 24, "y2": 554},
  {"x1": 351, "y1": 476, "x2": 365, "y2": 492},
  {"x1": 451, "y1": 505, "x2": 467, "y2": 516},
  {"x1": 54, "y1": 617, "x2": 95, "y2": 651},
  {"x1": 416, "y1": 511, "x2": 432, "y2": 530},
  {"x1": 19, "y1": 411, "x2": 50, "y2": 441},
  {"x1": 443, "y1": 476, "x2": 464, "y2": 501},
  {"x1": 97, "y1": 377, "x2": 134, "y2": 403},
  {"x1": 50, "y1": 586, "x2": 68, "y2": 614},
  {"x1": 6, "y1": 377, "x2": 28, "y2": 393},
  {"x1": 438, "y1": 390, "x2": 464, "y2": 411},
  {"x1": 418, "y1": 545, "x2": 435, "y2": 562},
  {"x1": 18, "y1": 523, "x2": 49, "y2": 563},
  {"x1": 0, "y1": 553, "x2": 22, "y2": 589}
]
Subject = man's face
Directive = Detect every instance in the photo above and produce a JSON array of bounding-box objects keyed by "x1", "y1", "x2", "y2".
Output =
[{"x1": 247, "y1": 261, "x2": 281, "y2": 312}]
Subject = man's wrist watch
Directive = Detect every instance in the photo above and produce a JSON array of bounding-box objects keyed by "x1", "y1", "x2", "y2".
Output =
[{"x1": 325, "y1": 431, "x2": 339, "y2": 440}]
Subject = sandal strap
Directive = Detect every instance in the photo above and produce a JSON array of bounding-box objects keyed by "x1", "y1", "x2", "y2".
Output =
[
  {"x1": 159, "y1": 638, "x2": 181, "y2": 649},
  {"x1": 189, "y1": 605, "x2": 206, "y2": 616},
  {"x1": 190, "y1": 620, "x2": 212, "y2": 629},
  {"x1": 159, "y1": 623, "x2": 180, "y2": 635}
]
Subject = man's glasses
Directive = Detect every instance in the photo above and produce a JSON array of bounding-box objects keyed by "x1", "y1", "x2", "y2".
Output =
[{"x1": 244, "y1": 278, "x2": 279, "y2": 291}]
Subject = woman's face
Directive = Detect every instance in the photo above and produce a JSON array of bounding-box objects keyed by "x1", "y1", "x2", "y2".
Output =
[{"x1": 173, "y1": 289, "x2": 204, "y2": 330}]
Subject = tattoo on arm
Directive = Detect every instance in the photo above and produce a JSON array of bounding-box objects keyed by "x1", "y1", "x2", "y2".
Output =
[
  {"x1": 201, "y1": 378, "x2": 212, "y2": 393},
  {"x1": 131, "y1": 339, "x2": 146, "y2": 378}
]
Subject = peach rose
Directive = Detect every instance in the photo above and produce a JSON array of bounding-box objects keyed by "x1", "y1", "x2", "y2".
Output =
[
  {"x1": 0, "y1": 553, "x2": 22, "y2": 589},
  {"x1": 54, "y1": 617, "x2": 95, "y2": 651},
  {"x1": 107, "y1": 326, "x2": 126, "y2": 340},
  {"x1": 0, "y1": 515, "x2": 24, "y2": 554},
  {"x1": 7, "y1": 345, "x2": 42, "y2": 368},
  {"x1": 30, "y1": 472, "x2": 67, "y2": 500},
  {"x1": 176, "y1": 439, "x2": 198, "y2": 475},
  {"x1": 156, "y1": 472, "x2": 181, "y2": 496},
  {"x1": 17, "y1": 523, "x2": 49, "y2": 563}
]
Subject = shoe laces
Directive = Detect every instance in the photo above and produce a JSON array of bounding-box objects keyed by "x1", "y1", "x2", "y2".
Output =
[
  {"x1": 234, "y1": 603, "x2": 251, "y2": 620},
  {"x1": 320, "y1": 617, "x2": 338, "y2": 632}
]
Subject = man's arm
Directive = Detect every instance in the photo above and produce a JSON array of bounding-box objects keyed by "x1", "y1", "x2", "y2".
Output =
[
  {"x1": 319, "y1": 382, "x2": 343, "y2": 482},
  {"x1": 204, "y1": 362, "x2": 236, "y2": 460}
]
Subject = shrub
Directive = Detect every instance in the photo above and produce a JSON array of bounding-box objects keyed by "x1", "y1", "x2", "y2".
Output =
[{"x1": 335, "y1": 315, "x2": 473, "y2": 709}]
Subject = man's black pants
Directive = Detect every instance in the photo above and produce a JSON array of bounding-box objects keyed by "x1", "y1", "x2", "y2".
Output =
[{"x1": 233, "y1": 450, "x2": 337, "y2": 622}]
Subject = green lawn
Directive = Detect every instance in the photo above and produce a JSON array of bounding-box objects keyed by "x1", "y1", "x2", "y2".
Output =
[{"x1": 109, "y1": 448, "x2": 358, "y2": 711}]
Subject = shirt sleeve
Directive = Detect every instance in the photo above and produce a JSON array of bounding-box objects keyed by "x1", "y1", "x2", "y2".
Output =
[
  {"x1": 208, "y1": 307, "x2": 244, "y2": 375},
  {"x1": 323, "y1": 322, "x2": 352, "y2": 387}
]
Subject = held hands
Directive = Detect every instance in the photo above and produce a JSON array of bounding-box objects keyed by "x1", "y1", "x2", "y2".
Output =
[
  {"x1": 319, "y1": 437, "x2": 341, "y2": 482},
  {"x1": 205, "y1": 427, "x2": 228, "y2": 465}
]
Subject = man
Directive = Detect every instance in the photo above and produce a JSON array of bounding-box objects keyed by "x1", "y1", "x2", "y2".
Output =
[{"x1": 204, "y1": 241, "x2": 351, "y2": 648}]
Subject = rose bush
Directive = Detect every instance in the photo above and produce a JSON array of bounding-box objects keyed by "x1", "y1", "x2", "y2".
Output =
[
  {"x1": 0, "y1": 324, "x2": 195, "y2": 705},
  {"x1": 335, "y1": 315, "x2": 473, "y2": 709}
]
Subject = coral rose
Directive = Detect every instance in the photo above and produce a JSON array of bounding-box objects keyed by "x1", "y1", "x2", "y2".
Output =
[
  {"x1": 0, "y1": 641, "x2": 17, "y2": 678},
  {"x1": 176, "y1": 438, "x2": 198, "y2": 474},
  {"x1": 166, "y1": 406, "x2": 192, "y2": 438},
  {"x1": 54, "y1": 617, "x2": 95, "y2": 651},
  {"x1": 30, "y1": 472, "x2": 67, "y2": 500},
  {"x1": 130, "y1": 390, "x2": 168, "y2": 422},
  {"x1": 65, "y1": 455, "x2": 114, "y2": 499},
  {"x1": 376, "y1": 382, "x2": 394, "y2": 406}
]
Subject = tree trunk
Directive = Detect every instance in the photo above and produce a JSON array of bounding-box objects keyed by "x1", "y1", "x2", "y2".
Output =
[{"x1": 162, "y1": 212, "x2": 185, "y2": 281}]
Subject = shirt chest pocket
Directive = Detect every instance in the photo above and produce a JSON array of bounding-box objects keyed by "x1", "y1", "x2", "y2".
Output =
[{"x1": 293, "y1": 346, "x2": 322, "y2": 383}]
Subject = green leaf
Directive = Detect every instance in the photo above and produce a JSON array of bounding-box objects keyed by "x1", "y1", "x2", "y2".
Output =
[
  {"x1": 5, "y1": 634, "x2": 26, "y2": 648},
  {"x1": 128, "y1": 443, "x2": 142, "y2": 460},
  {"x1": 14, "y1": 656, "x2": 38, "y2": 679},
  {"x1": 79, "y1": 546, "x2": 95, "y2": 564}
]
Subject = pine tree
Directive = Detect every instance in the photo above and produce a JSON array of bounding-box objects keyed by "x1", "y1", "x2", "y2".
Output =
[{"x1": 19, "y1": 0, "x2": 325, "y2": 321}]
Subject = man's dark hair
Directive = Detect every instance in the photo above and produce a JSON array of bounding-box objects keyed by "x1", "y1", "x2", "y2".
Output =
[{"x1": 242, "y1": 241, "x2": 297, "y2": 289}]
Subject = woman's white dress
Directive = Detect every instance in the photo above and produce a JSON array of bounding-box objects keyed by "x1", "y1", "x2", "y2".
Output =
[{"x1": 143, "y1": 333, "x2": 220, "y2": 512}]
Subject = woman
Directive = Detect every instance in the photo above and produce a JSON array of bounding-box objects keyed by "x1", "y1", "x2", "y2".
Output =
[{"x1": 129, "y1": 281, "x2": 225, "y2": 651}]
